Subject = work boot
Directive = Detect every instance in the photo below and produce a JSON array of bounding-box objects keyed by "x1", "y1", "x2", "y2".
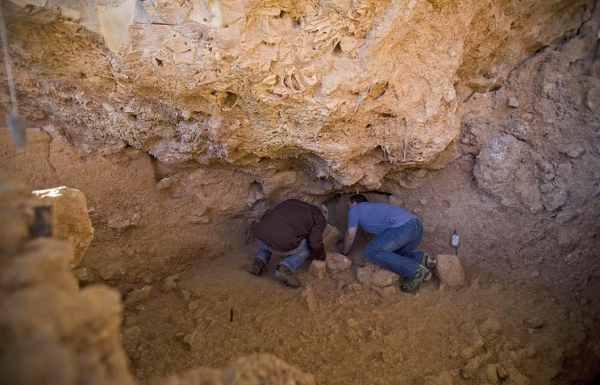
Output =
[
  {"x1": 274, "y1": 265, "x2": 301, "y2": 288},
  {"x1": 249, "y1": 258, "x2": 265, "y2": 276},
  {"x1": 419, "y1": 252, "x2": 438, "y2": 270},
  {"x1": 400, "y1": 264, "x2": 431, "y2": 293}
]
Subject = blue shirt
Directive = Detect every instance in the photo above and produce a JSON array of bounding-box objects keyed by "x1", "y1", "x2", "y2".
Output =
[{"x1": 347, "y1": 202, "x2": 417, "y2": 235}]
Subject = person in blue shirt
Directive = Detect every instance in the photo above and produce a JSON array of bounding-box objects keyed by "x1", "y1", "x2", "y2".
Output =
[{"x1": 341, "y1": 194, "x2": 436, "y2": 293}]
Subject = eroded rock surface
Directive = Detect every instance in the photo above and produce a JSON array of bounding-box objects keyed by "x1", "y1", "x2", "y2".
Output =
[{"x1": 2, "y1": 0, "x2": 593, "y2": 189}]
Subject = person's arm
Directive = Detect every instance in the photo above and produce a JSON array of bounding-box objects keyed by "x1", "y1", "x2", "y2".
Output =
[{"x1": 341, "y1": 226, "x2": 357, "y2": 255}]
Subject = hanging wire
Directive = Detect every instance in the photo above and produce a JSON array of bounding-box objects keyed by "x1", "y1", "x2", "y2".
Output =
[
  {"x1": 0, "y1": 2, "x2": 17, "y2": 116},
  {"x1": 0, "y1": 1, "x2": 26, "y2": 147}
]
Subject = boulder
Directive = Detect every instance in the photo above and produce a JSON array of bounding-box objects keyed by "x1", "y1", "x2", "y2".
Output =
[{"x1": 33, "y1": 186, "x2": 94, "y2": 269}]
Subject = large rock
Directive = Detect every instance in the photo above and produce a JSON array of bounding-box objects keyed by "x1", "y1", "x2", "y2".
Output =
[
  {"x1": 436, "y1": 254, "x2": 466, "y2": 290},
  {"x1": 325, "y1": 252, "x2": 352, "y2": 273},
  {"x1": 33, "y1": 186, "x2": 94, "y2": 269},
  {"x1": 322, "y1": 224, "x2": 344, "y2": 251}
]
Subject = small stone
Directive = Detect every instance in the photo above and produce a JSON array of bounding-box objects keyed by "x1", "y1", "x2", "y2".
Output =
[
  {"x1": 530, "y1": 270, "x2": 540, "y2": 278},
  {"x1": 100, "y1": 263, "x2": 126, "y2": 280},
  {"x1": 372, "y1": 285, "x2": 397, "y2": 300},
  {"x1": 73, "y1": 267, "x2": 95, "y2": 284},
  {"x1": 188, "y1": 300, "x2": 202, "y2": 312},
  {"x1": 389, "y1": 195, "x2": 404, "y2": 206},
  {"x1": 419, "y1": 199, "x2": 428, "y2": 205},
  {"x1": 301, "y1": 287, "x2": 317, "y2": 312},
  {"x1": 183, "y1": 330, "x2": 203, "y2": 351},
  {"x1": 59, "y1": 5, "x2": 81, "y2": 21},
  {"x1": 180, "y1": 290, "x2": 191, "y2": 300},
  {"x1": 124, "y1": 286, "x2": 152, "y2": 308},
  {"x1": 157, "y1": 177, "x2": 173, "y2": 189},
  {"x1": 161, "y1": 279, "x2": 178, "y2": 293},
  {"x1": 308, "y1": 260, "x2": 327, "y2": 279},
  {"x1": 524, "y1": 316, "x2": 543, "y2": 329},
  {"x1": 508, "y1": 97, "x2": 519, "y2": 108}
]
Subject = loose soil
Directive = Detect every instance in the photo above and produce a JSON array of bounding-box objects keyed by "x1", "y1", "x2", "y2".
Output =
[{"x1": 124, "y1": 241, "x2": 593, "y2": 385}]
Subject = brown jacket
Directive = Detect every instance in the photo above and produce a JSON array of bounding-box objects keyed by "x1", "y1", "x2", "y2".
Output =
[{"x1": 253, "y1": 199, "x2": 327, "y2": 260}]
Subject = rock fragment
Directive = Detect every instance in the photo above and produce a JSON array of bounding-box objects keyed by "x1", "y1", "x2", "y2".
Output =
[
  {"x1": 301, "y1": 287, "x2": 317, "y2": 312},
  {"x1": 325, "y1": 252, "x2": 352, "y2": 273},
  {"x1": 308, "y1": 260, "x2": 327, "y2": 279},
  {"x1": 436, "y1": 254, "x2": 466, "y2": 290},
  {"x1": 371, "y1": 269, "x2": 400, "y2": 288},
  {"x1": 33, "y1": 186, "x2": 94, "y2": 269},
  {"x1": 322, "y1": 224, "x2": 343, "y2": 251},
  {"x1": 123, "y1": 286, "x2": 152, "y2": 308}
]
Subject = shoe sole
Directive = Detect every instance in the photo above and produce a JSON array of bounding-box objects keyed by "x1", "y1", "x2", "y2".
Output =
[
  {"x1": 274, "y1": 270, "x2": 301, "y2": 288},
  {"x1": 249, "y1": 266, "x2": 262, "y2": 275}
]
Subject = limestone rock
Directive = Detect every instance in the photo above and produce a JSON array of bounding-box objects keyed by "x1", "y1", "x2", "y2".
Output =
[
  {"x1": 371, "y1": 269, "x2": 400, "y2": 288},
  {"x1": 33, "y1": 186, "x2": 94, "y2": 269},
  {"x1": 300, "y1": 287, "x2": 317, "y2": 312},
  {"x1": 108, "y1": 212, "x2": 141, "y2": 232},
  {"x1": 100, "y1": 263, "x2": 126, "y2": 280},
  {"x1": 183, "y1": 330, "x2": 203, "y2": 352},
  {"x1": 372, "y1": 285, "x2": 397, "y2": 300},
  {"x1": 325, "y1": 252, "x2": 352, "y2": 273},
  {"x1": 356, "y1": 263, "x2": 379, "y2": 285},
  {"x1": 322, "y1": 224, "x2": 343, "y2": 251},
  {"x1": 161, "y1": 274, "x2": 179, "y2": 293},
  {"x1": 123, "y1": 285, "x2": 152, "y2": 308},
  {"x1": 436, "y1": 254, "x2": 466, "y2": 290},
  {"x1": 308, "y1": 260, "x2": 327, "y2": 279}
]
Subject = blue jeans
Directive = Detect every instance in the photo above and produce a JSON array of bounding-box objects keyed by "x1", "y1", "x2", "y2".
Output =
[
  {"x1": 255, "y1": 238, "x2": 310, "y2": 273},
  {"x1": 363, "y1": 218, "x2": 424, "y2": 279}
]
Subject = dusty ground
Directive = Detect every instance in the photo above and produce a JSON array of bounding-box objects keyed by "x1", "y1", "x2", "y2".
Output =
[{"x1": 122, "y1": 240, "x2": 595, "y2": 385}]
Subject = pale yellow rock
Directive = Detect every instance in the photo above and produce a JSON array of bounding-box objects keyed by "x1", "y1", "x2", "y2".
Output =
[
  {"x1": 33, "y1": 186, "x2": 94, "y2": 269},
  {"x1": 98, "y1": 0, "x2": 136, "y2": 53},
  {"x1": 325, "y1": 252, "x2": 352, "y2": 273},
  {"x1": 308, "y1": 260, "x2": 326, "y2": 279},
  {"x1": 322, "y1": 224, "x2": 343, "y2": 251}
]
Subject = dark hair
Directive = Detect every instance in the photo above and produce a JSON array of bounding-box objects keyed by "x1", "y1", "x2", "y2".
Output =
[{"x1": 349, "y1": 194, "x2": 368, "y2": 205}]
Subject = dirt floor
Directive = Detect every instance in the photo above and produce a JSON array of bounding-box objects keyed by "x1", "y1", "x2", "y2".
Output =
[{"x1": 122, "y1": 240, "x2": 594, "y2": 385}]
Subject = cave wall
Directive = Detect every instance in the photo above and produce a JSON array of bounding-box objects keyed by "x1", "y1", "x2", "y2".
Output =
[{"x1": 0, "y1": 0, "x2": 599, "y2": 297}]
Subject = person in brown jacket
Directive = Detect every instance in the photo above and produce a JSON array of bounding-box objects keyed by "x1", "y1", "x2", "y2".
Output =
[{"x1": 250, "y1": 199, "x2": 328, "y2": 287}]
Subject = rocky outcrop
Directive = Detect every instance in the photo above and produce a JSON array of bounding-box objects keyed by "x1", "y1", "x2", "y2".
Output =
[{"x1": 2, "y1": 0, "x2": 593, "y2": 189}]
